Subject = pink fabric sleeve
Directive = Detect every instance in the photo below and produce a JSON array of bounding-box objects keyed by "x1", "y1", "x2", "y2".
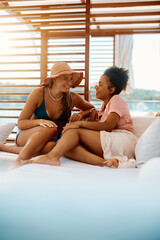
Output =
[
  {"x1": 107, "y1": 95, "x2": 125, "y2": 117},
  {"x1": 100, "y1": 95, "x2": 124, "y2": 122}
]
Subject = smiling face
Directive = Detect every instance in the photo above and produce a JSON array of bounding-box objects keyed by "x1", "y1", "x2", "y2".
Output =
[
  {"x1": 95, "y1": 74, "x2": 115, "y2": 102},
  {"x1": 54, "y1": 73, "x2": 73, "y2": 92}
]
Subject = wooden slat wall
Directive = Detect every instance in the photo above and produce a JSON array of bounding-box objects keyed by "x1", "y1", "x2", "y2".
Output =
[
  {"x1": 89, "y1": 36, "x2": 114, "y2": 108},
  {"x1": 0, "y1": 1, "x2": 88, "y2": 142},
  {"x1": 0, "y1": 0, "x2": 159, "y2": 142}
]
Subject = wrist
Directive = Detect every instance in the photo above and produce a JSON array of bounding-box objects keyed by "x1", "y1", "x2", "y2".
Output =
[
  {"x1": 90, "y1": 108, "x2": 98, "y2": 113},
  {"x1": 78, "y1": 112, "x2": 83, "y2": 117}
]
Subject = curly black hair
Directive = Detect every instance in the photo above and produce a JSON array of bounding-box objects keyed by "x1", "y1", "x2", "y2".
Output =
[{"x1": 103, "y1": 66, "x2": 129, "y2": 95}]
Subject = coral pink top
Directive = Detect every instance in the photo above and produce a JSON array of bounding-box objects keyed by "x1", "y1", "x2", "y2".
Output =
[{"x1": 98, "y1": 95, "x2": 134, "y2": 133}]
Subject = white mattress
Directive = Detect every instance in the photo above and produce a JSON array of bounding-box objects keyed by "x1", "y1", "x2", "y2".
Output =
[{"x1": 0, "y1": 151, "x2": 160, "y2": 240}]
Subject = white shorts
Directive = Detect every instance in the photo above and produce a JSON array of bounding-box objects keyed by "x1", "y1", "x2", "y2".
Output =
[{"x1": 100, "y1": 129, "x2": 138, "y2": 168}]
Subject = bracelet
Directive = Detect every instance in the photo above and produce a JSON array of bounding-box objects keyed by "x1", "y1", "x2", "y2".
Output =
[{"x1": 90, "y1": 108, "x2": 98, "y2": 113}]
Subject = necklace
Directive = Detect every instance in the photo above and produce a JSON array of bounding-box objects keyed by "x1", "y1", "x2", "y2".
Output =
[{"x1": 48, "y1": 88, "x2": 63, "y2": 102}]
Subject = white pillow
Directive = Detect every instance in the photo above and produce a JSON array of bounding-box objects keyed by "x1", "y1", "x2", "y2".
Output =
[
  {"x1": 135, "y1": 118, "x2": 160, "y2": 167},
  {"x1": 138, "y1": 157, "x2": 160, "y2": 184},
  {"x1": 132, "y1": 116, "x2": 155, "y2": 138},
  {"x1": 0, "y1": 123, "x2": 16, "y2": 143}
]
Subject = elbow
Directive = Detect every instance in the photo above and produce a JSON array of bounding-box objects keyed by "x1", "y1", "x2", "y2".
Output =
[
  {"x1": 17, "y1": 120, "x2": 23, "y2": 129},
  {"x1": 103, "y1": 122, "x2": 116, "y2": 132},
  {"x1": 104, "y1": 125, "x2": 115, "y2": 132},
  {"x1": 17, "y1": 122, "x2": 21, "y2": 129},
  {"x1": 104, "y1": 128, "x2": 112, "y2": 132}
]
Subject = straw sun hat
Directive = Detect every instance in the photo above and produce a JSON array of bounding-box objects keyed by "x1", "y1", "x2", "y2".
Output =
[{"x1": 45, "y1": 62, "x2": 83, "y2": 88}]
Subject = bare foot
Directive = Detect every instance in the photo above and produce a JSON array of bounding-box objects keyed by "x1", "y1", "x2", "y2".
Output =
[
  {"x1": 103, "y1": 158, "x2": 119, "y2": 168},
  {"x1": 21, "y1": 154, "x2": 60, "y2": 166},
  {"x1": 9, "y1": 160, "x2": 22, "y2": 170}
]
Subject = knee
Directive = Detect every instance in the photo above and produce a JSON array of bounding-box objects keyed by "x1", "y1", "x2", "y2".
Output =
[
  {"x1": 44, "y1": 127, "x2": 58, "y2": 135},
  {"x1": 64, "y1": 128, "x2": 80, "y2": 135},
  {"x1": 30, "y1": 127, "x2": 58, "y2": 141},
  {"x1": 41, "y1": 127, "x2": 58, "y2": 140}
]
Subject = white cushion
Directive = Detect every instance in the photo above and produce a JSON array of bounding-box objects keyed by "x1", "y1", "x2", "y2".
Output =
[
  {"x1": 138, "y1": 157, "x2": 160, "y2": 184},
  {"x1": 135, "y1": 118, "x2": 160, "y2": 167},
  {"x1": 0, "y1": 123, "x2": 16, "y2": 143},
  {"x1": 132, "y1": 116, "x2": 155, "y2": 138}
]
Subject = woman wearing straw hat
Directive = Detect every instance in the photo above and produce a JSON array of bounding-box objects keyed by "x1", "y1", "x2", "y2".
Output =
[
  {"x1": 21, "y1": 66, "x2": 137, "y2": 168},
  {"x1": 0, "y1": 62, "x2": 96, "y2": 168}
]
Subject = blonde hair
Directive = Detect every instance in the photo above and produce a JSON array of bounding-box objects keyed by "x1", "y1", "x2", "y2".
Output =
[
  {"x1": 62, "y1": 91, "x2": 72, "y2": 117},
  {"x1": 48, "y1": 79, "x2": 72, "y2": 117}
]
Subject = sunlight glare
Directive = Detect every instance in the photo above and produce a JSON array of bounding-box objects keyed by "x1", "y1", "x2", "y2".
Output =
[{"x1": 0, "y1": 33, "x2": 10, "y2": 54}]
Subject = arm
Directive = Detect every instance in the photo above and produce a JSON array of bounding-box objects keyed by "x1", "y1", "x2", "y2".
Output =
[
  {"x1": 18, "y1": 88, "x2": 56, "y2": 130},
  {"x1": 63, "y1": 112, "x2": 120, "y2": 132},
  {"x1": 69, "y1": 92, "x2": 96, "y2": 122}
]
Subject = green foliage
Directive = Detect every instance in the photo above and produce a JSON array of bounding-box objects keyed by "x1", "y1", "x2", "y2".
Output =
[
  {"x1": 120, "y1": 89, "x2": 160, "y2": 101},
  {"x1": 90, "y1": 86, "x2": 159, "y2": 101}
]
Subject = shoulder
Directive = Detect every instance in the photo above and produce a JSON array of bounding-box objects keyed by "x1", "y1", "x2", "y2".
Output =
[
  {"x1": 71, "y1": 91, "x2": 80, "y2": 99},
  {"x1": 109, "y1": 95, "x2": 126, "y2": 105},
  {"x1": 71, "y1": 92, "x2": 81, "y2": 106},
  {"x1": 32, "y1": 87, "x2": 43, "y2": 95},
  {"x1": 107, "y1": 95, "x2": 128, "y2": 117},
  {"x1": 29, "y1": 87, "x2": 43, "y2": 98},
  {"x1": 111, "y1": 95, "x2": 124, "y2": 102},
  {"x1": 27, "y1": 87, "x2": 44, "y2": 103},
  {"x1": 71, "y1": 92, "x2": 82, "y2": 103}
]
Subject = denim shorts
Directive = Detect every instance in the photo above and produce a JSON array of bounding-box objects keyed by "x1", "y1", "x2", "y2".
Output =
[{"x1": 15, "y1": 129, "x2": 62, "y2": 144}]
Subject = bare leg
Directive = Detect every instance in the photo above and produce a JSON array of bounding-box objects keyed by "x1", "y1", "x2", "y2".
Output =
[
  {"x1": 0, "y1": 140, "x2": 56, "y2": 156},
  {"x1": 40, "y1": 141, "x2": 56, "y2": 154},
  {"x1": 10, "y1": 127, "x2": 57, "y2": 169},
  {"x1": 0, "y1": 142, "x2": 23, "y2": 154},
  {"x1": 22, "y1": 129, "x2": 119, "y2": 168},
  {"x1": 16, "y1": 127, "x2": 57, "y2": 162},
  {"x1": 1, "y1": 126, "x2": 54, "y2": 155},
  {"x1": 22, "y1": 129, "x2": 104, "y2": 166},
  {"x1": 0, "y1": 126, "x2": 47, "y2": 156},
  {"x1": 64, "y1": 144, "x2": 105, "y2": 166},
  {"x1": 65, "y1": 146, "x2": 118, "y2": 168}
]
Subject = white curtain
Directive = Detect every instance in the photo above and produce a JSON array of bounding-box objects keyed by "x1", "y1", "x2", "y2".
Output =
[{"x1": 115, "y1": 35, "x2": 134, "y2": 94}]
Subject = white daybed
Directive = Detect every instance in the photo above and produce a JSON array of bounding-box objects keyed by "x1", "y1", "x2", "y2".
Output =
[{"x1": 0, "y1": 115, "x2": 160, "y2": 240}]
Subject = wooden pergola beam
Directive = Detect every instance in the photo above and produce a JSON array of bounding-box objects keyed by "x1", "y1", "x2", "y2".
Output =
[
  {"x1": 91, "y1": 12, "x2": 160, "y2": 18},
  {"x1": 1, "y1": 11, "x2": 87, "y2": 17},
  {"x1": 0, "y1": 2, "x2": 85, "y2": 7},
  {"x1": 1, "y1": 19, "x2": 159, "y2": 26},
  {"x1": 91, "y1": 1, "x2": 160, "y2": 8},
  {"x1": 85, "y1": 0, "x2": 90, "y2": 101},
  {"x1": 91, "y1": 20, "x2": 160, "y2": 25},
  {"x1": 0, "y1": 14, "x2": 86, "y2": 19},
  {"x1": 91, "y1": 29, "x2": 160, "y2": 36},
  {"x1": 0, "y1": 21, "x2": 86, "y2": 26},
  {"x1": 0, "y1": 4, "x2": 86, "y2": 11}
]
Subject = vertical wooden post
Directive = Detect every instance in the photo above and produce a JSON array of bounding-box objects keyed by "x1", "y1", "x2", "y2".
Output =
[
  {"x1": 40, "y1": 31, "x2": 48, "y2": 83},
  {"x1": 85, "y1": 0, "x2": 90, "y2": 101},
  {"x1": 113, "y1": 35, "x2": 115, "y2": 67}
]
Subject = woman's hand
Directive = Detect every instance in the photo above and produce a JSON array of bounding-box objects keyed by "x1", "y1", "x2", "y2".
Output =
[
  {"x1": 69, "y1": 112, "x2": 83, "y2": 122},
  {"x1": 63, "y1": 121, "x2": 81, "y2": 133},
  {"x1": 39, "y1": 119, "x2": 57, "y2": 128},
  {"x1": 87, "y1": 108, "x2": 98, "y2": 121}
]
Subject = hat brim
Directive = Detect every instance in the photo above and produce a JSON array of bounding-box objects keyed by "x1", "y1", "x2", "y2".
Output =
[{"x1": 45, "y1": 70, "x2": 83, "y2": 88}]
